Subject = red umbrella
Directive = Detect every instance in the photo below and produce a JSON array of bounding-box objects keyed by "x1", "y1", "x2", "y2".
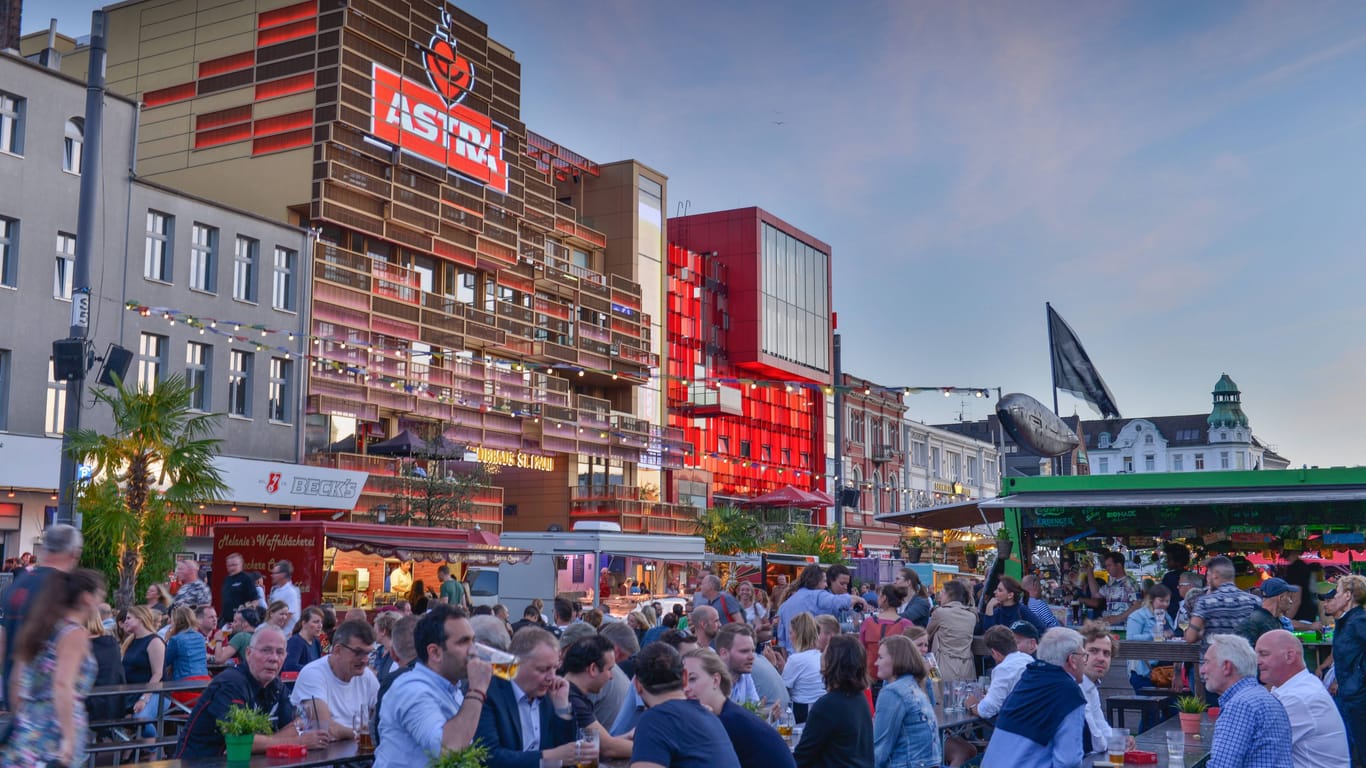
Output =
[{"x1": 743, "y1": 485, "x2": 834, "y2": 509}]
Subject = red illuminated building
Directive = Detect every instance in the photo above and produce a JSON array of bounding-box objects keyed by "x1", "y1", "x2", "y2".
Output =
[{"x1": 667, "y1": 208, "x2": 833, "y2": 511}]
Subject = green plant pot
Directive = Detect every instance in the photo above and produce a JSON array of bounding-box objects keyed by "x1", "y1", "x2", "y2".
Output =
[{"x1": 224, "y1": 733, "x2": 255, "y2": 764}]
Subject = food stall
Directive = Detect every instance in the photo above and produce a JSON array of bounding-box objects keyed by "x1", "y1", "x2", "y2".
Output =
[
  {"x1": 211, "y1": 521, "x2": 531, "y2": 613},
  {"x1": 498, "y1": 523, "x2": 708, "y2": 616}
]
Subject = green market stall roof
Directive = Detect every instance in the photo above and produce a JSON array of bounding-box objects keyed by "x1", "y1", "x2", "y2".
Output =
[{"x1": 982, "y1": 467, "x2": 1366, "y2": 535}]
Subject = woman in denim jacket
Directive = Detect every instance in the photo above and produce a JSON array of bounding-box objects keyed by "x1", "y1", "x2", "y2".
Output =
[
  {"x1": 872, "y1": 634, "x2": 941, "y2": 768},
  {"x1": 1124, "y1": 583, "x2": 1175, "y2": 691}
]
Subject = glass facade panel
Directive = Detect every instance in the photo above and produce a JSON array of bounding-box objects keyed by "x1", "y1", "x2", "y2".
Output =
[{"x1": 758, "y1": 223, "x2": 830, "y2": 373}]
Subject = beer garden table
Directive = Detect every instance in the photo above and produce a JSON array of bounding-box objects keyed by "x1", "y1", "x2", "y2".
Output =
[{"x1": 138, "y1": 739, "x2": 372, "y2": 768}]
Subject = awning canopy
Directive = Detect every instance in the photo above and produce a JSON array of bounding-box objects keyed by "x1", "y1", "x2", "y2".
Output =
[
  {"x1": 319, "y1": 521, "x2": 532, "y2": 565},
  {"x1": 875, "y1": 499, "x2": 1003, "y2": 530},
  {"x1": 742, "y1": 485, "x2": 835, "y2": 509},
  {"x1": 982, "y1": 484, "x2": 1366, "y2": 534}
]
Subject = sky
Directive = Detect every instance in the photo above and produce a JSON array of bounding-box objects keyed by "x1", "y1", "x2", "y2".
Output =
[{"x1": 28, "y1": 1, "x2": 1366, "y2": 468}]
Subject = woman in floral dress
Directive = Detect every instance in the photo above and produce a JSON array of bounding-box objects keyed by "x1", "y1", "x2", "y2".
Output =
[{"x1": 2, "y1": 569, "x2": 106, "y2": 768}]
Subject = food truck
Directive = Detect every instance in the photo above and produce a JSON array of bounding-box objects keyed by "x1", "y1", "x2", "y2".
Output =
[
  {"x1": 498, "y1": 523, "x2": 708, "y2": 616},
  {"x1": 210, "y1": 521, "x2": 531, "y2": 614}
]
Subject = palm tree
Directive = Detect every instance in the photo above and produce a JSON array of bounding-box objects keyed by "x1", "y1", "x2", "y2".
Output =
[
  {"x1": 693, "y1": 506, "x2": 765, "y2": 555},
  {"x1": 67, "y1": 375, "x2": 228, "y2": 609}
]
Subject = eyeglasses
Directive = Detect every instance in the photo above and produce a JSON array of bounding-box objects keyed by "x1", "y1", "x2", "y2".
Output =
[{"x1": 336, "y1": 644, "x2": 374, "y2": 657}]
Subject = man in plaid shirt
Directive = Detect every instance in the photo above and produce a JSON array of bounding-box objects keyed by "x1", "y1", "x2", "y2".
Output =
[{"x1": 1201, "y1": 634, "x2": 1292, "y2": 768}]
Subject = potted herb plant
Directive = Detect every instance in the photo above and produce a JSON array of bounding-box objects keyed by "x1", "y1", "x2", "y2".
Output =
[
  {"x1": 429, "y1": 744, "x2": 490, "y2": 768},
  {"x1": 217, "y1": 704, "x2": 273, "y2": 763},
  {"x1": 963, "y1": 542, "x2": 978, "y2": 570},
  {"x1": 902, "y1": 535, "x2": 924, "y2": 564},
  {"x1": 1175, "y1": 694, "x2": 1207, "y2": 735},
  {"x1": 995, "y1": 526, "x2": 1014, "y2": 560}
]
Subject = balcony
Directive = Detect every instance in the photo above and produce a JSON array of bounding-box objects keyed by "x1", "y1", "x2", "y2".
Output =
[
  {"x1": 872, "y1": 445, "x2": 897, "y2": 463},
  {"x1": 569, "y1": 487, "x2": 701, "y2": 536}
]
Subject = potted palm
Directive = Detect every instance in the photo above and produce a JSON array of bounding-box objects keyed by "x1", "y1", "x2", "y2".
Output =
[
  {"x1": 963, "y1": 542, "x2": 978, "y2": 570},
  {"x1": 902, "y1": 535, "x2": 924, "y2": 564},
  {"x1": 1175, "y1": 695, "x2": 1207, "y2": 735},
  {"x1": 429, "y1": 744, "x2": 490, "y2": 768},
  {"x1": 217, "y1": 704, "x2": 273, "y2": 763}
]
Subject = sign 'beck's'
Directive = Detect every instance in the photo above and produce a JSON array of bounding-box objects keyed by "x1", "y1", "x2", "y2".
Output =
[{"x1": 370, "y1": 63, "x2": 509, "y2": 193}]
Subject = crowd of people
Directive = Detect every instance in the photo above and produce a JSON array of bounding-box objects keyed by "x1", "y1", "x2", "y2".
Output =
[{"x1": 6, "y1": 536, "x2": 1366, "y2": 767}]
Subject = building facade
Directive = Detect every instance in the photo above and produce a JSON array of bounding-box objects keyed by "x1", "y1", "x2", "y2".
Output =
[
  {"x1": 56, "y1": 0, "x2": 685, "y2": 534},
  {"x1": 901, "y1": 420, "x2": 1001, "y2": 510},
  {"x1": 938, "y1": 374, "x2": 1289, "y2": 478},
  {"x1": 838, "y1": 374, "x2": 908, "y2": 554},
  {"x1": 666, "y1": 207, "x2": 834, "y2": 514},
  {"x1": 0, "y1": 50, "x2": 350, "y2": 557}
]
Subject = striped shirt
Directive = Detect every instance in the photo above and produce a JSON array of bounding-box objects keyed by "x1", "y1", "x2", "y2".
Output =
[{"x1": 1192, "y1": 583, "x2": 1260, "y2": 646}]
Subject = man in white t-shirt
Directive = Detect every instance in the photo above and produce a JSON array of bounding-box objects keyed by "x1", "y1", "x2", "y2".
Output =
[
  {"x1": 291, "y1": 619, "x2": 381, "y2": 740},
  {"x1": 1256, "y1": 629, "x2": 1350, "y2": 768}
]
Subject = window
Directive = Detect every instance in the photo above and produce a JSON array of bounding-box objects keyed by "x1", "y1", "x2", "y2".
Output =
[
  {"x1": 228, "y1": 350, "x2": 252, "y2": 416},
  {"x1": 185, "y1": 342, "x2": 211, "y2": 411},
  {"x1": 1, "y1": 216, "x2": 17, "y2": 287},
  {"x1": 1098, "y1": 432, "x2": 1110, "y2": 448},
  {"x1": 137, "y1": 332, "x2": 166, "y2": 392},
  {"x1": 1144, "y1": 433, "x2": 1154, "y2": 445},
  {"x1": 233, "y1": 236, "x2": 258, "y2": 301},
  {"x1": 1144, "y1": 454, "x2": 1155, "y2": 472},
  {"x1": 1236, "y1": 452, "x2": 1246, "y2": 470},
  {"x1": 272, "y1": 246, "x2": 296, "y2": 310},
  {"x1": 63, "y1": 118, "x2": 83, "y2": 173},
  {"x1": 931, "y1": 447, "x2": 941, "y2": 478},
  {"x1": 45, "y1": 359, "x2": 66, "y2": 434},
  {"x1": 53, "y1": 232, "x2": 75, "y2": 299},
  {"x1": 189, "y1": 223, "x2": 217, "y2": 292},
  {"x1": 739, "y1": 439, "x2": 751, "y2": 458},
  {"x1": 967, "y1": 456, "x2": 979, "y2": 484},
  {"x1": 1173, "y1": 454, "x2": 1184, "y2": 471},
  {"x1": 144, "y1": 210, "x2": 172, "y2": 281},
  {"x1": 268, "y1": 357, "x2": 291, "y2": 422},
  {"x1": 1098, "y1": 457, "x2": 1109, "y2": 474},
  {"x1": 912, "y1": 440, "x2": 927, "y2": 467},
  {"x1": 1220, "y1": 452, "x2": 1230, "y2": 469},
  {"x1": 761, "y1": 444, "x2": 771, "y2": 462},
  {"x1": 0, "y1": 349, "x2": 9, "y2": 430},
  {"x1": 782, "y1": 447, "x2": 791, "y2": 465},
  {"x1": 0, "y1": 92, "x2": 23, "y2": 154},
  {"x1": 1123, "y1": 456, "x2": 1133, "y2": 473},
  {"x1": 717, "y1": 435, "x2": 730, "y2": 455},
  {"x1": 949, "y1": 453, "x2": 961, "y2": 480},
  {"x1": 1194, "y1": 453, "x2": 1205, "y2": 470}
]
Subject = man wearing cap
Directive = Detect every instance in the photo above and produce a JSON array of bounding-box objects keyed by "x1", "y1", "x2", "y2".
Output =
[
  {"x1": 1010, "y1": 620, "x2": 1041, "y2": 656},
  {"x1": 967, "y1": 626, "x2": 1033, "y2": 719},
  {"x1": 1237, "y1": 577, "x2": 1298, "y2": 645}
]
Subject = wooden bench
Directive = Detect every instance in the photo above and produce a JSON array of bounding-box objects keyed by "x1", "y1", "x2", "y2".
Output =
[{"x1": 86, "y1": 735, "x2": 179, "y2": 766}]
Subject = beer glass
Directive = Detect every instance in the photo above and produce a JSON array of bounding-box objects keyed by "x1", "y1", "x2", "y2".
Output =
[
  {"x1": 575, "y1": 727, "x2": 599, "y2": 768},
  {"x1": 473, "y1": 641, "x2": 520, "y2": 681}
]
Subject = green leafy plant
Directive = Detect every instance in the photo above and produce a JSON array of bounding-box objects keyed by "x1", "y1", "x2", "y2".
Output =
[
  {"x1": 1175, "y1": 695, "x2": 1208, "y2": 714},
  {"x1": 428, "y1": 744, "x2": 490, "y2": 768},
  {"x1": 962, "y1": 542, "x2": 977, "y2": 555},
  {"x1": 693, "y1": 506, "x2": 765, "y2": 555},
  {"x1": 217, "y1": 704, "x2": 274, "y2": 736},
  {"x1": 996, "y1": 526, "x2": 1013, "y2": 541},
  {"x1": 69, "y1": 374, "x2": 227, "y2": 609},
  {"x1": 903, "y1": 535, "x2": 924, "y2": 548}
]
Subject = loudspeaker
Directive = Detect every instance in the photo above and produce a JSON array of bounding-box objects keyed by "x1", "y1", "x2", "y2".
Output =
[
  {"x1": 97, "y1": 344, "x2": 133, "y2": 387},
  {"x1": 839, "y1": 488, "x2": 861, "y2": 508},
  {"x1": 52, "y1": 339, "x2": 89, "y2": 381}
]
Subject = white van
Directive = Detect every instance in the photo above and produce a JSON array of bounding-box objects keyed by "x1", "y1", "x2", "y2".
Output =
[{"x1": 466, "y1": 566, "x2": 499, "y2": 608}]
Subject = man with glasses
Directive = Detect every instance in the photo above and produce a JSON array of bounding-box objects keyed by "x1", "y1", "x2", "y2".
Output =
[
  {"x1": 269, "y1": 559, "x2": 301, "y2": 628},
  {"x1": 176, "y1": 624, "x2": 329, "y2": 758},
  {"x1": 291, "y1": 619, "x2": 380, "y2": 741},
  {"x1": 981, "y1": 627, "x2": 1088, "y2": 768}
]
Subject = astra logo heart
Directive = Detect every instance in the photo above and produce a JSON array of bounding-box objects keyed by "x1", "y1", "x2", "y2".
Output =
[
  {"x1": 266, "y1": 472, "x2": 282, "y2": 494},
  {"x1": 425, "y1": 9, "x2": 475, "y2": 108}
]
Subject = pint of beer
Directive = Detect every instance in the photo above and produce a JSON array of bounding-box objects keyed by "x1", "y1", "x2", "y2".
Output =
[{"x1": 474, "y1": 641, "x2": 520, "y2": 681}]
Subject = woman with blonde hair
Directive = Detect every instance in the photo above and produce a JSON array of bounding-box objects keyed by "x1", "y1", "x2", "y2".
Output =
[
  {"x1": 120, "y1": 604, "x2": 167, "y2": 734},
  {"x1": 265, "y1": 599, "x2": 292, "y2": 630},
  {"x1": 782, "y1": 612, "x2": 826, "y2": 723},
  {"x1": 872, "y1": 634, "x2": 939, "y2": 768},
  {"x1": 144, "y1": 583, "x2": 173, "y2": 617},
  {"x1": 683, "y1": 648, "x2": 796, "y2": 768},
  {"x1": 164, "y1": 603, "x2": 210, "y2": 709}
]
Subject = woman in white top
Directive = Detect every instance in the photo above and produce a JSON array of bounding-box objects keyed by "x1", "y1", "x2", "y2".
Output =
[
  {"x1": 781, "y1": 611, "x2": 826, "y2": 724},
  {"x1": 738, "y1": 581, "x2": 769, "y2": 624}
]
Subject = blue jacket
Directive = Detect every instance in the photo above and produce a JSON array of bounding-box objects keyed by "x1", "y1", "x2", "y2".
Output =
[
  {"x1": 473, "y1": 676, "x2": 577, "y2": 768},
  {"x1": 873, "y1": 675, "x2": 941, "y2": 768},
  {"x1": 1124, "y1": 606, "x2": 1175, "y2": 675}
]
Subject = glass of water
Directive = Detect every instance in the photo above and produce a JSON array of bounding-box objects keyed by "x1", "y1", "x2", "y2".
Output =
[{"x1": 1166, "y1": 730, "x2": 1185, "y2": 762}]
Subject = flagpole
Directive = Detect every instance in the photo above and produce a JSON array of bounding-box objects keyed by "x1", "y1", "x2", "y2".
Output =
[{"x1": 1046, "y1": 302, "x2": 1062, "y2": 476}]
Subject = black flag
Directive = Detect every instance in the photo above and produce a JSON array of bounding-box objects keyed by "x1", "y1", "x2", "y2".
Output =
[{"x1": 1047, "y1": 304, "x2": 1120, "y2": 418}]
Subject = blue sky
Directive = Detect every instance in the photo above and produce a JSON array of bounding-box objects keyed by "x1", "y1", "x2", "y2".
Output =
[{"x1": 30, "y1": 1, "x2": 1366, "y2": 467}]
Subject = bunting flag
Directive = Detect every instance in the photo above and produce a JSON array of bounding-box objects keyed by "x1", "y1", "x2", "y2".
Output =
[{"x1": 1047, "y1": 303, "x2": 1120, "y2": 418}]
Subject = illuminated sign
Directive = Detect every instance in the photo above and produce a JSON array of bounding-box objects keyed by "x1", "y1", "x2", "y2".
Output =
[
  {"x1": 474, "y1": 447, "x2": 555, "y2": 472},
  {"x1": 371, "y1": 64, "x2": 508, "y2": 192}
]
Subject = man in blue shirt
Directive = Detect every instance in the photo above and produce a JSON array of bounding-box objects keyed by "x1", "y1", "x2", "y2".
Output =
[
  {"x1": 375, "y1": 604, "x2": 493, "y2": 768},
  {"x1": 629, "y1": 642, "x2": 739, "y2": 768},
  {"x1": 981, "y1": 627, "x2": 1087, "y2": 768},
  {"x1": 775, "y1": 565, "x2": 867, "y2": 651},
  {"x1": 1201, "y1": 634, "x2": 1293, "y2": 768}
]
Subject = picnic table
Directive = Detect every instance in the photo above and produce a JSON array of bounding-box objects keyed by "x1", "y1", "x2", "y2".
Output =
[
  {"x1": 1082, "y1": 715, "x2": 1214, "y2": 766},
  {"x1": 137, "y1": 739, "x2": 372, "y2": 768}
]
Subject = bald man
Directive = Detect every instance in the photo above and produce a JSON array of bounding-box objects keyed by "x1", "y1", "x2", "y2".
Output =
[{"x1": 1255, "y1": 629, "x2": 1350, "y2": 768}]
